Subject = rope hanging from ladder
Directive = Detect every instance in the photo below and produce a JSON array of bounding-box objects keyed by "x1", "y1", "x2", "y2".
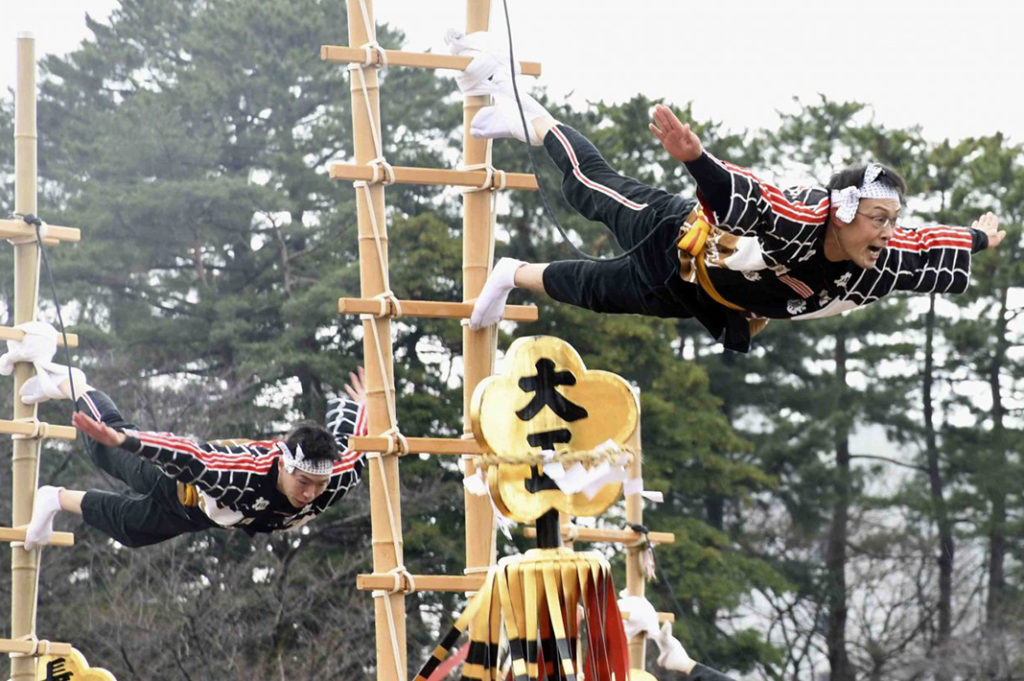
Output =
[{"x1": 346, "y1": 5, "x2": 416, "y2": 675}]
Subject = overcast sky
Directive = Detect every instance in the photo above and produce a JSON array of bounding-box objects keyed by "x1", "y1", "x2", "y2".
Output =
[{"x1": 2, "y1": 0, "x2": 1023, "y2": 144}]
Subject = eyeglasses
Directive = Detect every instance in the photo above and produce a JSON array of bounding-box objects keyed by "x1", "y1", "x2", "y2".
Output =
[{"x1": 856, "y1": 212, "x2": 899, "y2": 230}]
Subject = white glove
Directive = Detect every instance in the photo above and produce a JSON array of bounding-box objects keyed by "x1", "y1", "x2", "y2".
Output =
[
  {"x1": 653, "y1": 621, "x2": 695, "y2": 673},
  {"x1": 0, "y1": 321, "x2": 58, "y2": 375},
  {"x1": 618, "y1": 595, "x2": 661, "y2": 640}
]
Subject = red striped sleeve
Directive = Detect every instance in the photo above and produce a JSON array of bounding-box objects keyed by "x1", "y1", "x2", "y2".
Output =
[
  {"x1": 137, "y1": 431, "x2": 276, "y2": 473},
  {"x1": 888, "y1": 226, "x2": 973, "y2": 252},
  {"x1": 721, "y1": 161, "x2": 829, "y2": 222}
]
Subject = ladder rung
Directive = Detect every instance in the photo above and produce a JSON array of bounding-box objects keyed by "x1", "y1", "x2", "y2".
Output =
[
  {"x1": 357, "y1": 572, "x2": 679, "y2": 617},
  {"x1": 621, "y1": 611, "x2": 676, "y2": 625},
  {"x1": 0, "y1": 527, "x2": 74, "y2": 547},
  {"x1": 339, "y1": 298, "x2": 538, "y2": 322},
  {"x1": 321, "y1": 46, "x2": 541, "y2": 76},
  {"x1": 0, "y1": 326, "x2": 78, "y2": 347},
  {"x1": 0, "y1": 219, "x2": 80, "y2": 244},
  {"x1": 350, "y1": 436, "x2": 484, "y2": 455},
  {"x1": 0, "y1": 419, "x2": 77, "y2": 441},
  {"x1": 523, "y1": 526, "x2": 675, "y2": 545},
  {"x1": 357, "y1": 572, "x2": 485, "y2": 593},
  {"x1": 0, "y1": 638, "x2": 74, "y2": 656},
  {"x1": 330, "y1": 163, "x2": 538, "y2": 190},
  {"x1": 9, "y1": 238, "x2": 61, "y2": 247}
]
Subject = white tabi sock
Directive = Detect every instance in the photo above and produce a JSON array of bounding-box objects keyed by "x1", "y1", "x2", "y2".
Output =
[
  {"x1": 445, "y1": 29, "x2": 517, "y2": 95},
  {"x1": 654, "y1": 621, "x2": 695, "y2": 672},
  {"x1": 19, "y1": 363, "x2": 87, "y2": 405},
  {"x1": 24, "y1": 485, "x2": 63, "y2": 551},
  {"x1": 469, "y1": 257, "x2": 525, "y2": 330},
  {"x1": 470, "y1": 91, "x2": 550, "y2": 145},
  {"x1": 0, "y1": 321, "x2": 59, "y2": 376}
]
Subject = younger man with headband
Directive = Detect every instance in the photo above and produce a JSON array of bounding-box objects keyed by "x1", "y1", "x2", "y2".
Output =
[
  {"x1": 451, "y1": 34, "x2": 1004, "y2": 352},
  {"x1": 17, "y1": 341, "x2": 367, "y2": 550}
]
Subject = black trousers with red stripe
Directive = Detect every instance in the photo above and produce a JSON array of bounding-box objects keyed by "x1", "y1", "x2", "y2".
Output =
[
  {"x1": 77, "y1": 390, "x2": 215, "y2": 547},
  {"x1": 539, "y1": 125, "x2": 751, "y2": 351},
  {"x1": 542, "y1": 125, "x2": 695, "y2": 318}
]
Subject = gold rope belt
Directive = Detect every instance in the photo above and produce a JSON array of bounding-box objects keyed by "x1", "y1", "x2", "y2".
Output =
[
  {"x1": 676, "y1": 207, "x2": 771, "y2": 338},
  {"x1": 675, "y1": 206, "x2": 745, "y2": 311},
  {"x1": 177, "y1": 482, "x2": 200, "y2": 507}
]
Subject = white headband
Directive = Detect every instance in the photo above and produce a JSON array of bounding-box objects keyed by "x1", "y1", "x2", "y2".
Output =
[
  {"x1": 830, "y1": 163, "x2": 901, "y2": 223},
  {"x1": 279, "y1": 441, "x2": 334, "y2": 476}
]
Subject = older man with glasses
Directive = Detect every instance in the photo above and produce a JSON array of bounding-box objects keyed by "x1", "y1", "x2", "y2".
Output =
[{"x1": 451, "y1": 33, "x2": 1004, "y2": 353}]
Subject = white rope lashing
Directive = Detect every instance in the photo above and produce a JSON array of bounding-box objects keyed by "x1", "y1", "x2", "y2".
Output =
[
  {"x1": 7, "y1": 634, "x2": 53, "y2": 658},
  {"x1": 348, "y1": 8, "x2": 412, "y2": 674}
]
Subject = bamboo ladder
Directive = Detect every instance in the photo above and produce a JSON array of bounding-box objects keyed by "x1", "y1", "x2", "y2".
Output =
[
  {"x1": 1, "y1": 34, "x2": 82, "y2": 681},
  {"x1": 322, "y1": 1, "x2": 674, "y2": 677}
]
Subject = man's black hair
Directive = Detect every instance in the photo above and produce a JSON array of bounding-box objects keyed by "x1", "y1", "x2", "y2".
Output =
[
  {"x1": 284, "y1": 421, "x2": 339, "y2": 466},
  {"x1": 826, "y1": 164, "x2": 908, "y2": 205}
]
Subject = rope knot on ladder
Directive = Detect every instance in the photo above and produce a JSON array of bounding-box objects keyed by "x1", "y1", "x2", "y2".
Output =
[
  {"x1": 378, "y1": 426, "x2": 408, "y2": 456},
  {"x1": 358, "y1": 156, "x2": 396, "y2": 186},
  {"x1": 351, "y1": 40, "x2": 389, "y2": 69},
  {"x1": 8, "y1": 634, "x2": 53, "y2": 658},
  {"x1": 352, "y1": 0, "x2": 390, "y2": 70},
  {"x1": 462, "y1": 162, "x2": 507, "y2": 193},
  {"x1": 11, "y1": 417, "x2": 50, "y2": 440},
  {"x1": 370, "y1": 565, "x2": 416, "y2": 596},
  {"x1": 365, "y1": 291, "x2": 403, "y2": 319}
]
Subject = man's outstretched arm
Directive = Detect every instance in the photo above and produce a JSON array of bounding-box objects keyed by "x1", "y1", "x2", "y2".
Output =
[
  {"x1": 72, "y1": 411, "x2": 126, "y2": 447},
  {"x1": 887, "y1": 212, "x2": 1002, "y2": 295},
  {"x1": 71, "y1": 411, "x2": 271, "y2": 505},
  {"x1": 649, "y1": 104, "x2": 731, "y2": 217},
  {"x1": 328, "y1": 367, "x2": 368, "y2": 452},
  {"x1": 650, "y1": 104, "x2": 828, "y2": 236}
]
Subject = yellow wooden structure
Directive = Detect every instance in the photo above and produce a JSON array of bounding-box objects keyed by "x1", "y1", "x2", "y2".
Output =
[
  {"x1": 322, "y1": 2, "x2": 675, "y2": 678},
  {"x1": 0, "y1": 33, "x2": 86, "y2": 681},
  {"x1": 2, "y1": 6, "x2": 675, "y2": 680}
]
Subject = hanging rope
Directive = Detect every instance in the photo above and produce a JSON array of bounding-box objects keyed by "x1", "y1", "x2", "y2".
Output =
[
  {"x1": 348, "y1": 7, "x2": 401, "y2": 326},
  {"x1": 346, "y1": 8, "x2": 405, "y2": 454},
  {"x1": 461, "y1": 150, "x2": 506, "y2": 276},
  {"x1": 359, "y1": 316, "x2": 404, "y2": 451},
  {"x1": 456, "y1": 144, "x2": 511, "y2": 578},
  {"x1": 371, "y1": 557, "x2": 415, "y2": 677},
  {"x1": 346, "y1": 10, "x2": 411, "y2": 674}
]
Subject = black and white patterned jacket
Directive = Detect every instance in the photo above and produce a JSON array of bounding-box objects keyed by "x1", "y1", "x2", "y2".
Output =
[
  {"x1": 81, "y1": 389, "x2": 367, "y2": 534},
  {"x1": 684, "y1": 152, "x2": 985, "y2": 321}
]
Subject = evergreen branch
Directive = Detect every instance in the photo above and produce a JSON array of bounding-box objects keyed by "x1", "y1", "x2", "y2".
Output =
[{"x1": 849, "y1": 454, "x2": 927, "y2": 472}]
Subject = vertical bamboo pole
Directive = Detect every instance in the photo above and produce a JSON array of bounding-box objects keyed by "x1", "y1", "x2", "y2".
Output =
[
  {"x1": 347, "y1": 3, "x2": 405, "y2": 679},
  {"x1": 559, "y1": 510, "x2": 574, "y2": 549},
  {"x1": 461, "y1": 0, "x2": 497, "y2": 574},
  {"x1": 625, "y1": 406, "x2": 646, "y2": 669},
  {"x1": 10, "y1": 33, "x2": 41, "y2": 681}
]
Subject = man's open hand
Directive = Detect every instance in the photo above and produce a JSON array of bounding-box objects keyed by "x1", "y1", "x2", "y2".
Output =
[
  {"x1": 344, "y1": 366, "x2": 367, "y2": 404},
  {"x1": 972, "y1": 211, "x2": 1006, "y2": 250},
  {"x1": 72, "y1": 412, "x2": 126, "y2": 446},
  {"x1": 649, "y1": 104, "x2": 703, "y2": 163}
]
